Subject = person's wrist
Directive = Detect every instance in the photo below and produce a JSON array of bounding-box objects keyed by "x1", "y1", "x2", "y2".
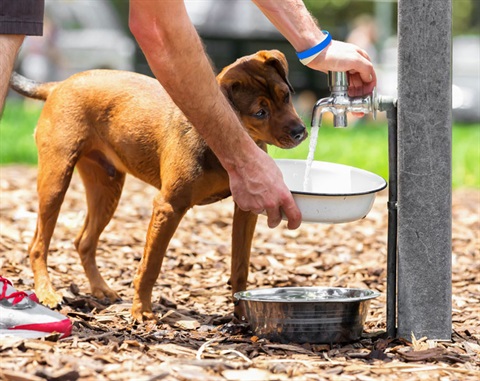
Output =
[
  {"x1": 296, "y1": 31, "x2": 332, "y2": 66},
  {"x1": 302, "y1": 37, "x2": 334, "y2": 72},
  {"x1": 220, "y1": 135, "x2": 266, "y2": 175}
]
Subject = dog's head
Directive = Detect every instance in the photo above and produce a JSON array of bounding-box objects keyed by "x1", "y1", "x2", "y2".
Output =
[{"x1": 217, "y1": 50, "x2": 307, "y2": 149}]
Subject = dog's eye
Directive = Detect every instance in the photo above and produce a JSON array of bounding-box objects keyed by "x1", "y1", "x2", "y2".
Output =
[
  {"x1": 284, "y1": 93, "x2": 290, "y2": 103},
  {"x1": 254, "y1": 109, "x2": 268, "y2": 119}
]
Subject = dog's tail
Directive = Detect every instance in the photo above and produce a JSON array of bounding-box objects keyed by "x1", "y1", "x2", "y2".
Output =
[{"x1": 9, "y1": 72, "x2": 58, "y2": 101}]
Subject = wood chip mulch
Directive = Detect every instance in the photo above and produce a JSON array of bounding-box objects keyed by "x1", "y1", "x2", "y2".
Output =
[{"x1": 1, "y1": 165, "x2": 479, "y2": 381}]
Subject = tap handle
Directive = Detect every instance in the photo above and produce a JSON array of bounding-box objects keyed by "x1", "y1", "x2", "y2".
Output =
[{"x1": 328, "y1": 71, "x2": 348, "y2": 92}]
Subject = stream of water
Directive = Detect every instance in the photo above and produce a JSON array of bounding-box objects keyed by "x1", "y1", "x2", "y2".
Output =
[{"x1": 302, "y1": 124, "x2": 320, "y2": 192}]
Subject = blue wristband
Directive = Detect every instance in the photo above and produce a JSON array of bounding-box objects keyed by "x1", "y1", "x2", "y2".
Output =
[{"x1": 296, "y1": 31, "x2": 332, "y2": 60}]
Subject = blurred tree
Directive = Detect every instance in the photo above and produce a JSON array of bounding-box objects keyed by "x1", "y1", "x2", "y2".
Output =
[
  {"x1": 304, "y1": 0, "x2": 479, "y2": 37},
  {"x1": 107, "y1": 1, "x2": 479, "y2": 37},
  {"x1": 303, "y1": 0, "x2": 376, "y2": 38},
  {"x1": 110, "y1": 0, "x2": 130, "y2": 33},
  {"x1": 453, "y1": 0, "x2": 480, "y2": 35}
]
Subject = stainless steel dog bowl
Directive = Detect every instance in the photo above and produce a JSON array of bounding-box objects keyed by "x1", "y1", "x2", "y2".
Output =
[
  {"x1": 274, "y1": 159, "x2": 387, "y2": 223},
  {"x1": 234, "y1": 287, "x2": 380, "y2": 344}
]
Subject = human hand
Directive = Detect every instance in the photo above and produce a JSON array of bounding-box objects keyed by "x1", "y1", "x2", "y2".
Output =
[
  {"x1": 307, "y1": 39, "x2": 377, "y2": 98},
  {"x1": 227, "y1": 148, "x2": 302, "y2": 230}
]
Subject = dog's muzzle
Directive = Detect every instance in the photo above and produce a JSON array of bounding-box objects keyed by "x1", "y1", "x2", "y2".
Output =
[{"x1": 290, "y1": 124, "x2": 307, "y2": 143}]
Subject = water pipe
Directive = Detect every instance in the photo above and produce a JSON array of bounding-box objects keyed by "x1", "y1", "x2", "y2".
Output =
[{"x1": 311, "y1": 72, "x2": 398, "y2": 337}]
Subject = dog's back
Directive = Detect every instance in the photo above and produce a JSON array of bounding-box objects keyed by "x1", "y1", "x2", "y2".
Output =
[{"x1": 11, "y1": 70, "x2": 212, "y2": 189}]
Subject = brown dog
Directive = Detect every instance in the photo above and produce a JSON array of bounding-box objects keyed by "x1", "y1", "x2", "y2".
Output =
[{"x1": 10, "y1": 50, "x2": 306, "y2": 321}]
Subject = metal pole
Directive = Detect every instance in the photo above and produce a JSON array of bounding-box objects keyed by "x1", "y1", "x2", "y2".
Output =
[
  {"x1": 386, "y1": 105, "x2": 398, "y2": 338},
  {"x1": 397, "y1": 0, "x2": 452, "y2": 340}
]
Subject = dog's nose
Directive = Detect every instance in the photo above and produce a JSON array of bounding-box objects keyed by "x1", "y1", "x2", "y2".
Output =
[{"x1": 290, "y1": 124, "x2": 306, "y2": 142}]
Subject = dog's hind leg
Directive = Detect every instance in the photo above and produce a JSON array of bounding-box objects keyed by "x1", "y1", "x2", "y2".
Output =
[
  {"x1": 74, "y1": 155, "x2": 125, "y2": 303},
  {"x1": 29, "y1": 157, "x2": 77, "y2": 308},
  {"x1": 229, "y1": 205, "x2": 258, "y2": 320},
  {"x1": 131, "y1": 191, "x2": 188, "y2": 321}
]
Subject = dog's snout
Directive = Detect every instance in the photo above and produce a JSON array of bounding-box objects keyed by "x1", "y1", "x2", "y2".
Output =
[{"x1": 290, "y1": 124, "x2": 307, "y2": 142}]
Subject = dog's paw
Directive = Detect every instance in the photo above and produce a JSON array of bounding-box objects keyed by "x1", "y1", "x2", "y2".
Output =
[
  {"x1": 91, "y1": 287, "x2": 121, "y2": 304},
  {"x1": 133, "y1": 311, "x2": 158, "y2": 323},
  {"x1": 131, "y1": 305, "x2": 157, "y2": 322},
  {"x1": 38, "y1": 290, "x2": 64, "y2": 308},
  {"x1": 233, "y1": 305, "x2": 247, "y2": 323}
]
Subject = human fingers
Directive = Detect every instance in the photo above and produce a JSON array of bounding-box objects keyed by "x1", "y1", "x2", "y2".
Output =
[
  {"x1": 348, "y1": 71, "x2": 364, "y2": 97},
  {"x1": 263, "y1": 188, "x2": 301, "y2": 229},
  {"x1": 348, "y1": 69, "x2": 376, "y2": 97},
  {"x1": 265, "y1": 207, "x2": 283, "y2": 228},
  {"x1": 342, "y1": 47, "x2": 376, "y2": 96},
  {"x1": 314, "y1": 41, "x2": 376, "y2": 96},
  {"x1": 355, "y1": 47, "x2": 376, "y2": 82},
  {"x1": 359, "y1": 66, "x2": 376, "y2": 95},
  {"x1": 280, "y1": 196, "x2": 302, "y2": 230},
  {"x1": 352, "y1": 112, "x2": 366, "y2": 118},
  {"x1": 356, "y1": 56, "x2": 377, "y2": 94}
]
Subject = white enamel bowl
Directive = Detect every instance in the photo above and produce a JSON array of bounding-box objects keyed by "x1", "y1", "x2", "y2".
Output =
[{"x1": 274, "y1": 159, "x2": 387, "y2": 223}]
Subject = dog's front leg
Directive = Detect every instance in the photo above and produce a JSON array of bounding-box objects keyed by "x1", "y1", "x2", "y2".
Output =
[
  {"x1": 229, "y1": 204, "x2": 258, "y2": 321},
  {"x1": 131, "y1": 192, "x2": 187, "y2": 321}
]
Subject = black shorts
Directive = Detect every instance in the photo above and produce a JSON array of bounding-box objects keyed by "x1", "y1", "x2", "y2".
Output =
[{"x1": 0, "y1": 0, "x2": 45, "y2": 36}]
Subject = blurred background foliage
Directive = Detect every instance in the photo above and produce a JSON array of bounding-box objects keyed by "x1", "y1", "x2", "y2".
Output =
[
  {"x1": 111, "y1": 0, "x2": 480, "y2": 37},
  {"x1": 304, "y1": 0, "x2": 479, "y2": 36}
]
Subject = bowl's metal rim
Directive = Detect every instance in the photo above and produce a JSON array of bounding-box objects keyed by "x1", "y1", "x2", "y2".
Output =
[
  {"x1": 234, "y1": 286, "x2": 381, "y2": 303},
  {"x1": 291, "y1": 180, "x2": 387, "y2": 197},
  {"x1": 274, "y1": 159, "x2": 388, "y2": 197}
]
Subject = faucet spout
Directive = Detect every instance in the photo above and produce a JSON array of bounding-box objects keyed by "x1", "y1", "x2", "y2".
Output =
[
  {"x1": 311, "y1": 72, "x2": 351, "y2": 128},
  {"x1": 311, "y1": 71, "x2": 385, "y2": 128},
  {"x1": 311, "y1": 97, "x2": 334, "y2": 128},
  {"x1": 311, "y1": 94, "x2": 351, "y2": 128}
]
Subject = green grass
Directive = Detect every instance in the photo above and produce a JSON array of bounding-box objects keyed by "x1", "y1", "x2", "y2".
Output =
[
  {"x1": 452, "y1": 124, "x2": 480, "y2": 188},
  {"x1": 0, "y1": 99, "x2": 43, "y2": 164},
  {"x1": 1, "y1": 98, "x2": 479, "y2": 188}
]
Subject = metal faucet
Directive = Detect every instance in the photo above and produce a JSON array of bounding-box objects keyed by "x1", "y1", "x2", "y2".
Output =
[{"x1": 311, "y1": 71, "x2": 396, "y2": 128}]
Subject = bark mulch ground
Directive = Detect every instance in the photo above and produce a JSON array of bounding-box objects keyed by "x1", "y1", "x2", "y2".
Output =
[{"x1": 1, "y1": 165, "x2": 478, "y2": 381}]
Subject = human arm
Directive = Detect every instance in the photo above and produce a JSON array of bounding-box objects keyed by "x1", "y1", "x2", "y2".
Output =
[
  {"x1": 129, "y1": 0, "x2": 301, "y2": 229},
  {"x1": 252, "y1": 0, "x2": 377, "y2": 97},
  {"x1": 0, "y1": 34, "x2": 25, "y2": 115}
]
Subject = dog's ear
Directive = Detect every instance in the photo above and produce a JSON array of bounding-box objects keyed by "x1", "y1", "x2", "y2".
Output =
[
  {"x1": 263, "y1": 50, "x2": 295, "y2": 94},
  {"x1": 220, "y1": 80, "x2": 241, "y2": 111}
]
